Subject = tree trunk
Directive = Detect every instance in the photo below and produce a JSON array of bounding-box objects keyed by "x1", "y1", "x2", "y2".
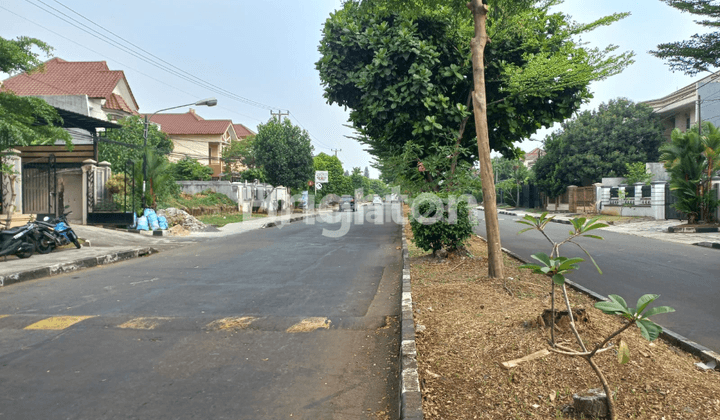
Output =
[{"x1": 468, "y1": 0, "x2": 504, "y2": 279}]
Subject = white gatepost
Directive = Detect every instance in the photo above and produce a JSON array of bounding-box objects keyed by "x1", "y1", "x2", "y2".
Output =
[
  {"x1": 651, "y1": 181, "x2": 666, "y2": 220},
  {"x1": 634, "y1": 182, "x2": 644, "y2": 207},
  {"x1": 594, "y1": 183, "x2": 603, "y2": 213},
  {"x1": 2, "y1": 149, "x2": 22, "y2": 217},
  {"x1": 600, "y1": 185, "x2": 611, "y2": 209}
]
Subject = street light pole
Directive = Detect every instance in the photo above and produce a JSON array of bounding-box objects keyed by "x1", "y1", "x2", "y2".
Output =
[{"x1": 141, "y1": 98, "x2": 217, "y2": 208}]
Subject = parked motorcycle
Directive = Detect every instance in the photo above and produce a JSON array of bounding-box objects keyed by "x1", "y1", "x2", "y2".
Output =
[
  {"x1": 35, "y1": 212, "x2": 81, "y2": 252},
  {"x1": 0, "y1": 222, "x2": 37, "y2": 259}
]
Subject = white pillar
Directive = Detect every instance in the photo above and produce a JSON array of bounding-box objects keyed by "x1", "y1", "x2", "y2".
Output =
[
  {"x1": 651, "y1": 181, "x2": 666, "y2": 220},
  {"x1": 634, "y1": 182, "x2": 644, "y2": 207},
  {"x1": 2, "y1": 150, "x2": 22, "y2": 215}
]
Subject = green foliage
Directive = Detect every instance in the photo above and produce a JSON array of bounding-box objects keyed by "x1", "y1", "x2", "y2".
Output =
[
  {"x1": 223, "y1": 135, "x2": 260, "y2": 171},
  {"x1": 234, "y1": 167, "x2": 266, "y2": 183},
  {"x1": 0, "y1": 36, "x2": 71, "y2": 156},
  {"x1": 595, "y1": 294, "x2": 675, "y2": 342},
  {"x1": 534, "y1": 99, "x2": 665, "y2": 197},
  {"x1": 651, "y1": 0, "x2": 720, "y2": 75},
  {"x1": 99, "y1": 116, "x2": 173, "y2": 173},
  {"x1": 659, "y1": 122, "x2": 720, "y2": 223},
  {"x1": 172, "y1": 157, "x2": 213, "y2": 181},
  {"x1": 623, "y1": 162, "x2": 654, "y2": 185},
  {"x1": 409, "y1": 194, "x2": 474, "y2": 252},
  {"x1": 161, "y1": 189, "x2": 236, "y2": 210},
  {"x1": 139, "y1": 150, "x2": 178, "y2": 209},
  {"x1": 317, "y1": 1, "x2": 633, "y2": 190},
  {"x1": 254, "y1": 118, "x2": 314, "y2": 190},
  {"x1": 314, "y1": 153, "x2": 352, "y2": 197}
]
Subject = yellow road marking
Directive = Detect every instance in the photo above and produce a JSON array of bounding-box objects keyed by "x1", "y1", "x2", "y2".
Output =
[
  {"x1": 118, "y1": 317, "x2": 172, "y2": 330},
  {"x1": 24, "y1": 316, "x2": 95, "y2": 330},
  {"x1": 205, "y1": 316, "x2": 255, "y2": 331},
  {"x1": 286, "y1": 317, "x2": 331, "y2": 333},
  {"x1": 0, "y1": 315, "x2": 9, "y2": 320}
]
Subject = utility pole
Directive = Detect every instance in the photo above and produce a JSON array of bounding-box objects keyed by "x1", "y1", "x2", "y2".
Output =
[
  {"x1": 270, "y1": 110, "x2": 289, "y2": 121},
  {"x1": 468, "y1": 0, "x2": 504, "y2": 279},
  {"x1": 331, "y1": 149, "x2": 341, "y2": 157}
]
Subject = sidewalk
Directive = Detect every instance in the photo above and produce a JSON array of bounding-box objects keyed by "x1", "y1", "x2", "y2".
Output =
[
  {"x1": 0, "y1": 210, "x2": 328, "y2": 287},
  {"x1": 480, "y1": 206, "x2": 720, "y2": 249}
]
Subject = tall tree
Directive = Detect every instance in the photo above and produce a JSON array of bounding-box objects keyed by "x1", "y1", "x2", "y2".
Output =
[
  {"x1": 254, "y1": 118, "x2": 314, "y2": 191},
  {"x1": 534, "y1": 99, "x2": 665, "y2": 198},
  {"x1": 0, "y1": 36, "x2": 71, "y2": 154},
  {"x1": 314, "y1": 152, "x2": 351, "y2": 197},
  {"x1": 317, "y1": 0, "x2": 633, "y2": 186},
  {"x1": 363, "y1": 166, "x2": 370, "y2": 178},
  {"x1": 651, "y1": 0, "x2": 720, "y2": 75}
]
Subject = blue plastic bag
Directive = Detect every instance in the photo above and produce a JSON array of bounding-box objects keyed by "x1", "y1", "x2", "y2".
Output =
[
  {"x1": 136, "y1": 215, "x2": 149, "y2": 231},
  {"x1": 158, "y1": 216, "x2": 168, "y2": 230},
  {"x1": 144, "y1": 208, "x2": 160, "y2": 230}
]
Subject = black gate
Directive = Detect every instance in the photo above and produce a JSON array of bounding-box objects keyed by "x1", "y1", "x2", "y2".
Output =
[
  {"x1": 22, "y1": 154, "x2": 58, "y2": 217},
  {"x1": 665, "y1": 183, "x2": 685, "y2": 220},
  {"x1": 519, "y1": 183, "x2": 541, "y2": 209},
  {"x1": 87, "y1": 159, "x2": 136, "y2": 225}
]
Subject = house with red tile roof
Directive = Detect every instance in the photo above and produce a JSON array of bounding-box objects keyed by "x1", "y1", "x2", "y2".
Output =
[
  {"x1": 232, "y1": 123, "x2": 255, "y2": 139},
  {"x1": 148, "y1": 109, "x2": 240, "y2": 178},
  {"x1": 523, "y1": 147, "x2": 545, "y2": 169},
  {"x1": 1, "y1": 57, "x2": 139, "y2": 121}
]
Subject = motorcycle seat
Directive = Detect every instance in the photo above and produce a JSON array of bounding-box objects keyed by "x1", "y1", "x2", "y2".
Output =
[{"x1": 0, "y1": 226, "x2": 28, "y2": 235}]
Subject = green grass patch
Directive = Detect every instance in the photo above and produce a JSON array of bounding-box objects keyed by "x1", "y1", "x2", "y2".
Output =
[
  {"x1": 197, "y1": 212, "x2": 267, "y2": 227},
  {"x1": 160, "y1": 189, "x2": 236, "y2": 210}
]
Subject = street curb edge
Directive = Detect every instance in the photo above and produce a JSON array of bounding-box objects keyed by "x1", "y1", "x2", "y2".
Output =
[
  {"x1": 0, "y1": 247, "x2": 157, "y2": 287},
  {"x1": 399, "y1": 229, "x2": 423, "y2": 420}
]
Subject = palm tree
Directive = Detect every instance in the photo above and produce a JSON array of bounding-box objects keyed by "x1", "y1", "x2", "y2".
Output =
[{"x1": 660, "y1": 122, "x2": 720, "y2": 223}]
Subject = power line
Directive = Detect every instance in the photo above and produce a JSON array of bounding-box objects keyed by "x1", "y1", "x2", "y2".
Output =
[
  {"x1": 21, "y1": 0, "x2": 281, "y2": 112},
  {"x1": 0, "y1": 5, "x2": 263, "y2": 124}
]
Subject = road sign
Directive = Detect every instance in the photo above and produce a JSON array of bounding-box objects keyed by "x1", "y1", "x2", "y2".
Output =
[
  {"x1": 315, "y1": 171, "x2": 329, "y2": 183},
  {"x1": 316, "y1": 183, "x2": 323, "y2": 190}
]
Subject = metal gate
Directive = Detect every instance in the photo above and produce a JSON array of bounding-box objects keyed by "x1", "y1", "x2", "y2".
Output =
[
  {"x1": 22, "y1": 154, "x2": 57, "y2": 216},
  {"x1": 86, "y1": 159, "x2": 136, "y2": 225},
  {"x1": 665, "y1": 183, "x2": 685, "y2": 220}
]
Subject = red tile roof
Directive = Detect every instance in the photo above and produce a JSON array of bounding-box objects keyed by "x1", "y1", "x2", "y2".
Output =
[
  {"x1": 233, "y1": 123, "x2": 255, "y2": 138},
  {"x1": 148, "y1": 110, "x2": 233, "y2": 135},
  {"x1": 1, "y1": 57, "x2": 139, "y2": 112}
]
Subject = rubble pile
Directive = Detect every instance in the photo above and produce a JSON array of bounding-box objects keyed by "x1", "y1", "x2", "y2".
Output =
[{"x1": 156, "y1": 208, "x2": 208, "y2": 232}]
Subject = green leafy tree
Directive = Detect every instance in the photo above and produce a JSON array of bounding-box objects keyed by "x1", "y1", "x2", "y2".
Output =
[
  {"x1": 651, "y1": 0, "x2": 720, "y2": 75},
  {"x1": 313, "y1": 152, "x2": 351, "y2": 197},
  {"x1": 222, "y1": 134, "x2": 266, "y2": 182},
  {"x1": 254, "y1": 118, "x2": 314, "y2": 191},
  {"x1": 659, "y1": 122, "x2": 720, "y2": 223},
  {"x1": 99, "y1": 116, "x2": 173, "y2": 173},
  {"x1": 409, "y1": 193, "x2": 475, "y2": 253},
  {"x1": 534, "y1": 98, "x2": 665, "y2": 197},
  {"x1": 363, "y1": 166, "x2": 370, "y2": 178},
  {"x1": 172, "y1": 157, "x2": 213, "y2": 181},
  {"x1": 623, "y1": 162, "x2": 654, "y2": 185},
  {"x1": 317, "y1": 0, "x2": 633, "y2": 190},
  {"x1": 0, "y1": 36, "x2": 71, "y2": 155}
]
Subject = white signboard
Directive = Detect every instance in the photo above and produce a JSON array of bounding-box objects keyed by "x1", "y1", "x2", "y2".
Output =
[
  {"x1": 315, "y1": 171, "x2": 329, "y2": 183},
  {"x1": 316, "y1": 183, "x2": 323, "y2": 190}
]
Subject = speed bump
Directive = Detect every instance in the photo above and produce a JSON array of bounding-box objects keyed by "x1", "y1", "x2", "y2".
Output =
[{"x1": 24, "y1": 316, "x2": 95, "y2": 330}]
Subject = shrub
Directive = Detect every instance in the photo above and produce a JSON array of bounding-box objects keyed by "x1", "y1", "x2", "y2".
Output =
[
  {"x1": 172, "y1": 157, "x2": 213, "y2": 181},
  {"x1": 409, "y1": 194, "x2": 474, "y2": 252}
]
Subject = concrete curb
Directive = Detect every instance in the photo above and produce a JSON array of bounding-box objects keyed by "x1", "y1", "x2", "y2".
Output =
[
  {"x1": 0, "y1": 247, "x2": 157, "y2": 287},
  {"x1": 399, "y1": 229, "x2": 423, "y2": 420},
  {"x1": 476, "y1": 233, "x2": 720, "y2": 370}
]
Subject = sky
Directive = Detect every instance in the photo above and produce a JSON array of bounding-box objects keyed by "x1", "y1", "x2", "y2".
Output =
[{"x1": 0, "y1": 0, "x2": 712, "y2": 178}]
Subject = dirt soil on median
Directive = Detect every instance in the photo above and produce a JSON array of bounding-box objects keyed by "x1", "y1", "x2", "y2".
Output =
[{"x1": 404, "y1": 210, "x2": 720, "y2": 419}]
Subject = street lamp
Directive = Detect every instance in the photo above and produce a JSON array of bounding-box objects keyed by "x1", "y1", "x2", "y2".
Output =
[{"x1": 142, "y1": 98, "x2": 217, "y2": 208}]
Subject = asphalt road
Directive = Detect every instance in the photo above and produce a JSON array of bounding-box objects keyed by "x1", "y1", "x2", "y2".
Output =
[
  {"x1": 0, "y1": 205, "x2": 402, "y2": 419},
  {"x1": 474, "y1": 209, "x2": 720, "y2": 353}
]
